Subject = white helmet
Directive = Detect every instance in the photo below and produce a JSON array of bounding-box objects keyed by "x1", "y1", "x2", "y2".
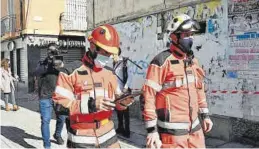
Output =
[{"x1": 167, "y1": 14, "x2": 200, "y2": 34}]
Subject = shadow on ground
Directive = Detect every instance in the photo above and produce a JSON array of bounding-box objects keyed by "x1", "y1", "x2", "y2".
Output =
[{"x1": 0, "y1": 126, "x2": 47, "y2": 148}]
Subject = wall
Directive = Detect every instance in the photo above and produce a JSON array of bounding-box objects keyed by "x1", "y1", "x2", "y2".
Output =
[
  {"x1": 86, "y1": 0, "x2": 213, "y2": 29},
  {"x1": 92, "y1": 0, "x2": 163, "y2": 26},
  {"x1": 1, "y1": 0, "x2": 8, "y2": 18},
  {"x1": 23, "y1": 0, "x2": 65, "y2": 35},
  {"x1": 93, "y1": 0, "x2": 259, "y2": 122},
  {"x1": 114, "y1": 15, "x2": 159, "y2": 89}
]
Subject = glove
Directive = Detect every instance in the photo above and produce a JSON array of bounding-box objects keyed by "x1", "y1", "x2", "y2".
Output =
[{"x1": 146, "y1": 132, "x2": 162, "y2": 149}]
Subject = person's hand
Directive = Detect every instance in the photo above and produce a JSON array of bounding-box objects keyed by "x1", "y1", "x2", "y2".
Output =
[
  {"x1": 15, "y1": 74, "x2": 19, "y2": 79},
  {"x1": 95, "y1": 97, "x2": 115, "y2": 111},
  {"x1": 203, "y1": 118, "x2": 213, "y2": 133},
  {"x1": 122, "y1": 87, "x2": 129, "y2": 93},
  {"x1": 146, "y1": 132, "x2": 162, "y2": 149}
]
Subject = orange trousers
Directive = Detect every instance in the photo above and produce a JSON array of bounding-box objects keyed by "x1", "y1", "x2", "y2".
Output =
[{"x1": 160, "y1": 129, "x2": 205, "y2": 148}]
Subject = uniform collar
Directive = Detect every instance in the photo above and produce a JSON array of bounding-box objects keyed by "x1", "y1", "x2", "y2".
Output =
[{"x1": 82, "y1": 51, "x2": 102, "y2": 72}]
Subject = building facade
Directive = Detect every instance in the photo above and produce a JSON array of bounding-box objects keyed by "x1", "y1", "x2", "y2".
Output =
[{"x1": 1, "y1": 0, "x2": 88, "y2": 92}]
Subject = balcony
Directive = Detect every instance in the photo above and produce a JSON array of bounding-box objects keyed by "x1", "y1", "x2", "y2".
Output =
[
  {"x1": 1, "y1": 15, "x2": 17, "y2": 37},
  {"x1": 60, "y1": 12, "x2": 88, "y2": 32}
]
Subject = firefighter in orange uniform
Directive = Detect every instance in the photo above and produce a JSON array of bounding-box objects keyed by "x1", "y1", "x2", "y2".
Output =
[
  {"x1": 52, "y1": 24, "x2": 133, "y2": 148},
  {"x1": 143, "y1": 14, "x2": 213, "y2": 148}
]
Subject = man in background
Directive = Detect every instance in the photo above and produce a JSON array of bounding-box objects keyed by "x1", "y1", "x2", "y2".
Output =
[
  {"x1": 113, "y1": 48, "x2": 133, "y2": 138},
  {"x1": 35, "y1": 43, "x2": 67, "y2": 148}
]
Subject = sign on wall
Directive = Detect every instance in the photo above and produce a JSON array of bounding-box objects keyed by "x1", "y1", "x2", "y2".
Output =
[{"x1": 227, "y1": 0, "x2": 259, "y2": 76}]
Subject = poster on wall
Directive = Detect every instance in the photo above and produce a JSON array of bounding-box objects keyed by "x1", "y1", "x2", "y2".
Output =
[{"x1": 228, "y1": 0, "x2": 259, "y2": 77}]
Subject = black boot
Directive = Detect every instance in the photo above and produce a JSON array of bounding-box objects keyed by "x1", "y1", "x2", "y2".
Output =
[
  {"x1": 53, "y1": 134, "x2": 64, "y2": 145},
  {"x1": 123, "y1": 130, "x2": 130, "y2": 138},
  {"x1": 116, "y1": 127, "x2": 125, "y2": 135},
  {"x1": 123, "y1": 107, "x2": 130, "y2": 138}
]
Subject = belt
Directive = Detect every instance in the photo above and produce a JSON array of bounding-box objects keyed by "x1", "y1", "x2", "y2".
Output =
[
  {"x1": 70, "y1": 111, "x2": 112, "y2": 123},
  {"x1": 71, "y1": 118, "x2": 110, "y2": 129}
]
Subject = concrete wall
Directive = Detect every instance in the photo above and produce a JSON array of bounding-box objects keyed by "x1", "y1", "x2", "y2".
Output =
[
  {"x1": 87, "y1": 0, "x2": 212, "y2": 29},
  {"x1": 92, "y1": 0, "x2": 164, "y2": 26}
]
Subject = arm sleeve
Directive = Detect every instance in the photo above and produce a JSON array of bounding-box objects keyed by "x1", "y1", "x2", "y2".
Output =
[
  {"x1": 194, "y1": 59, "x2": 210, "y2": 119},
  {"x1": 143, "y1": 60, "x2": 168, "y2": 133}
]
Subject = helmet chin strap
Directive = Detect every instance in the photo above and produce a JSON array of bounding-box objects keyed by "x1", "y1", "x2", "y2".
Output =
[{"x1": 88, "y1": 47, "x2": 98, "y2": 59}]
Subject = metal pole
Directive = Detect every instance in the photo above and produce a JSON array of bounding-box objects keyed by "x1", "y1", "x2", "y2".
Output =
[
  {"x1": 93, "y1": 0, "x2": 95, "y2": 28},
  {"x1": 123, "y1": 57, "x2": 143, "y2": 70}
]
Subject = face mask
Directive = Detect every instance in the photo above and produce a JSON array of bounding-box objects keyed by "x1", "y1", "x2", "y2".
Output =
[
  {"x1": 178, "y1": 37, "x2": 193, "y2": 54},
  {"x1": 94, "y1": 54, "x2": 112, "y2": 68}
]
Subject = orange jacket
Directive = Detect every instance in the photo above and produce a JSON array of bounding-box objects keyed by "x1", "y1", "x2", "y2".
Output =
[
  {"x1": 52, "y1": 62, "x2": 119, "y2": 129},
  {"x1": 52, "y1": 53, "x2": 124, "y2": 148},
  {"x1": 143, "y1": 49, "x2": 209, "y2": 135}
]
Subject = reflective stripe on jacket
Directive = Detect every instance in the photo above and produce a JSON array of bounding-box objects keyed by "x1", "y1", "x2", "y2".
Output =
[{"x1": 143, "y1": 49, "x2": 209, "y2": 135}]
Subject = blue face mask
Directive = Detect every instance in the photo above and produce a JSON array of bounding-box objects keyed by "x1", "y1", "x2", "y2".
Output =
[
  {"x1": 94, "y1": 54, "x2": 112, "y2": 68},
  {"x1": 178, "y1": 37, "x2": 193, "y2": 54}
]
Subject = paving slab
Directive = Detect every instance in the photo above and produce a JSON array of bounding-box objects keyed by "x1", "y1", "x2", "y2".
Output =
[
  {"x1": 206, "y1": 137, "x2": 226, "y2": 147},
  {"x1": 218, "y1": 142, "x2": 254, "y2": 148}
]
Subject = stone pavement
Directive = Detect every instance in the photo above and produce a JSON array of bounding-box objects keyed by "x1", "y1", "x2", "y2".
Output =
[{"x1": 1, "y1": 85, "x2": 258, "y2": 148}]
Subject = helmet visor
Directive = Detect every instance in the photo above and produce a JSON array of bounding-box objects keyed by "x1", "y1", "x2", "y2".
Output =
[{"x1": 175, "y1": 19, "x2": 200, "y2": 33}]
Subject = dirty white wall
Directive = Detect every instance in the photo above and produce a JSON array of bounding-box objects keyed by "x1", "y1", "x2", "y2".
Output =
[
  {"x1": 87, "y1": 0, "x2": 212, "y2": 28},
  {"x1": 114, "y1": 16, "x2": 159, "y2": 89},
  {"x1": 110, "y1": 0, "x2": 259, "y2": 121}
]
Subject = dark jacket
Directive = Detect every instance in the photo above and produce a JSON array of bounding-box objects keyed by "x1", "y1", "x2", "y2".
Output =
[{"x1": 37, "y1": 67, "x2": 69, "y2": 99}]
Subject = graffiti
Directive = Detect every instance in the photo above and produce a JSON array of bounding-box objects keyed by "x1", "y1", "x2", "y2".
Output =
[
  {"x1": 195, "y1": 45, "x2": 202, "y2": 51},
  {"x1": 143, "y1": 16, "x2": 153, "y2": 27},
  {"x1": 186, "y1": 6, "x2": 196, "y2": 18},
  {"x1": 129, "y1": 55, "x2": 150, "y2": 78},
  {"x1": 162, "y1": 0, "x2": 223, "y2": 23},
  {"x1": 194, "y1": 1, "x2": 223, "y2": 20},
  {"x1": 116, "y1": 22, "x2": 143, "y2": 43},
  {"x1": 207, "y1": 19, "x2": 223, "y2": 39},
  {"x1": 163, "y1": 11, "x2": 172, "y2": 21},
  {"x1": 206, "y1": 53, "x2": 226, "y2": 77},
  {"x1": 227, "y1": 71, "x2": 238, "y2": 78}
]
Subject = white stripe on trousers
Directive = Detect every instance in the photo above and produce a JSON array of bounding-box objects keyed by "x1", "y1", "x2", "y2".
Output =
[{"x1": 67, "y1": 129, "x2": 116, "y2": 144}]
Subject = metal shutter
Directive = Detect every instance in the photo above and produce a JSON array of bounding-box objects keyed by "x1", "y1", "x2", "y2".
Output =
[{"x1": 40, "y1": 48, "x2": 84, "y2": 65}]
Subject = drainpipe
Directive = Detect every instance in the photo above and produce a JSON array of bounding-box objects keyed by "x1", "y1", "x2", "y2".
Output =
[
  {"x1": 93, "y1": 0, "x2": 95, "y2": 28},
  {"x1": 20, "y1": 0, "x2": 23, "y2": 31}
]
